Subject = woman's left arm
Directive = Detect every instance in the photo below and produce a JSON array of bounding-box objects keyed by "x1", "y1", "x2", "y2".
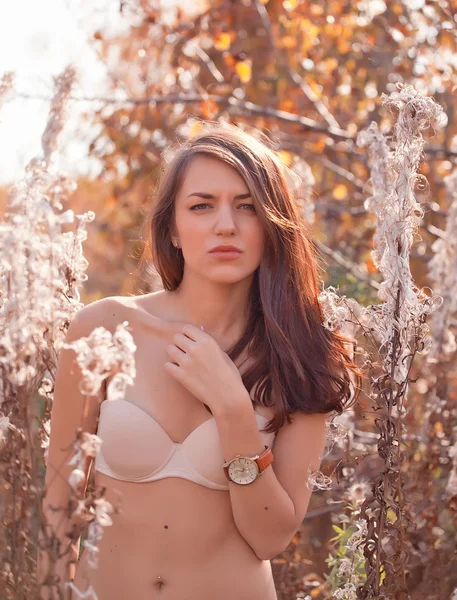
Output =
[
  {"x1": 214, "y1": 398, "x2": 329, "y2": 561},
  {"x1": 164, "y1": 324, "x2": 329, "y2": 561}
]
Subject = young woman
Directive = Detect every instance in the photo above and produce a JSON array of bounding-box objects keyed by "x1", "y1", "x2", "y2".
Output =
[{"x1": 40, "y1": 123, "x2": 362, "y2": 600}]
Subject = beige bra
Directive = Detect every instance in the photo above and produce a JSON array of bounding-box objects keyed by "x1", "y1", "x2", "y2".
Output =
[{"x1": 94, "y1": 399, "x2": 276, "y2": 491}]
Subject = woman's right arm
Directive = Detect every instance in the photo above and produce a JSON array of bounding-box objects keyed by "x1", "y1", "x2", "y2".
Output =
[{"x1": 37, "y1": 298, "x2": 116, "y2": 600}]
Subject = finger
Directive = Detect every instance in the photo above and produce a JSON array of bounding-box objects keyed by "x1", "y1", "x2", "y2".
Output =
[
  {"x1": 164, "y1": 361, "x2": 180, "y2": 374},
  {"x1": 181, "y1": 323, "x2": 207, "y2": 342},
  {"x1": 172, "y1": 332, "x2": 195, "y2": 352},
  {"x1": 133, "y1": 307, "x2": 191, "y2": 338},
  {"x1": 167, "y1": 344, "x2": 186, "y2": 362}
]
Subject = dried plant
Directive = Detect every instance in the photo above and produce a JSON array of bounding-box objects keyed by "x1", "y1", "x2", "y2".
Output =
[
  {"x1": 38, "y1": 323, "x2": 136, "y2": 600},
  {"x1": 312, "y1": 83, "x2": 452, "y2": 600},
  {"x1": 0, "y1": 65, "x2": 136, "y2": 600},
  {"x1": 396, "y1": 130, "x2": 457, "y2": 597},
  {"x1": 346, "y1": 83, "x2": 443, "y2": 599},
  {"x1": 0, "y1": 71, "x2": 15, "y2": 109},
  {"x1": 324, "y1": 480, "x2": 371, "y2": 600}
]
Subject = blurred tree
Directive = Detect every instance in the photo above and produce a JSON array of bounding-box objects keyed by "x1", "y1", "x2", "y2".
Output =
[{"x1": 71, "y1": 0, "x2": 455, "y2": 310}]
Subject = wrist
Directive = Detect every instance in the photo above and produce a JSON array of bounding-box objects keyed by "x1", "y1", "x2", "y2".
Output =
[{"x1": 212, "y1": 389, "x2": 252, "y2": 418}]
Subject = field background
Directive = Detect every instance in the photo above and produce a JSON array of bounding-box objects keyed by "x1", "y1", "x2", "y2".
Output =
[{"x1": 1, "y1": 1, "x2": 457, "y2": 599}]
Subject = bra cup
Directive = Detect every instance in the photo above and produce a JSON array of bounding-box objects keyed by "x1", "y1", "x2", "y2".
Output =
[
  {"x1": 97, "y1": 400, "x2": 174, "y2": 479},
  {"x1": 181, "y1": 419, "x2": 227, "y2": 487}
]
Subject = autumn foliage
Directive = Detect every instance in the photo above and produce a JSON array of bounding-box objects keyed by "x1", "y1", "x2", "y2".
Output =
[{"x1": 1, "y1": 1, "x2": 457, "y2": 599}]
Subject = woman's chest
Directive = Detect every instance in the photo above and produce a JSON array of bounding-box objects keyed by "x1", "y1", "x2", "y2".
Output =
[
  {"x1": 111, "y1": 327, "x2": 253, "y2": 440},
  {"x1": 104, "y1": 330, "x2": 215, "y2": 440},
  {"x1": 94, "y1": 330, "x2": 275, "y2": 489}
]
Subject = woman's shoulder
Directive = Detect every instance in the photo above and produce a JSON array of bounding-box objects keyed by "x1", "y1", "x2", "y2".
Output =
[
  {"x1": 66, "y1": 296, "x2": 140, "y2": 345},
  {"x1": 73, "y1": 295, "x2": 131, "y2": 328},
  {"x1": 80, "y1": 292, "x2": 183, "y2": 339},
  {"x1": 76, "y1": 292, "x2": 163, "y2": 318}
]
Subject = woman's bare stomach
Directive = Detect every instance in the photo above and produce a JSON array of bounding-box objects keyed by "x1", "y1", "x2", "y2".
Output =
[{"x1": 73, "y1": 473, "x2": 278, "y2": 600}]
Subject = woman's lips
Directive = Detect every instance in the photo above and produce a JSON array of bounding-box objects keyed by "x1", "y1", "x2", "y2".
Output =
[{"x1": 209, "y1": 250, "x2": 242, "y2": 260}]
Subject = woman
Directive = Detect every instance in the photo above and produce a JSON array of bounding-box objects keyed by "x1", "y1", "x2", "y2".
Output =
[{"x1": 40, "y1": 123, "x2": 362, "y2": 600}]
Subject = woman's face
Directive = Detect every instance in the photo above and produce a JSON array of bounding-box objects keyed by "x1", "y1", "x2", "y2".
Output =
[{"x1": 173, "y1": 155, "x2": 265, "y2": 285}]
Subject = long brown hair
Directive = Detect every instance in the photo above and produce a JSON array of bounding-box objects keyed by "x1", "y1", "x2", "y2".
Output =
[{"x1": 137, "y1": 122, "x2": 363, "y2": 434}]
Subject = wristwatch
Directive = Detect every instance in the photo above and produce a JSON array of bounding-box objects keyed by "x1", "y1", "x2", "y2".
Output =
[{"x1": 223, "y1": 445, "x2": 274, "y2": 485}]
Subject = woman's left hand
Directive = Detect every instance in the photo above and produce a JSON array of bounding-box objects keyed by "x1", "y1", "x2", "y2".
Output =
[{"x1": 164, "y1": 324, "x2": 249, "y2": 414}]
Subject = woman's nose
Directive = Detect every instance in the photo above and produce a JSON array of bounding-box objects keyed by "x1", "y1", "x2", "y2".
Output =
[{"x1": 213, "y1": 207, "x2": 237, "y2": 234}]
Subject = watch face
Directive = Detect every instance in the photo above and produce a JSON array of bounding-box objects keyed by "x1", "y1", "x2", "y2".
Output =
[{"x1": 228, "y1": 458, "x2": 259, "y2": 484}]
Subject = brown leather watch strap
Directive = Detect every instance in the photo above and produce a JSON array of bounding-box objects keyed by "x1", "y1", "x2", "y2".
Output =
[{"x1": 256, "y1": 445, "x2": 274, "y2": 472}]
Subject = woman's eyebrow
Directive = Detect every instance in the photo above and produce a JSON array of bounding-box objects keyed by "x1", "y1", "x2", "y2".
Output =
[{"x1": 185, "y1": 192, "x2": 251, "y2": 200}]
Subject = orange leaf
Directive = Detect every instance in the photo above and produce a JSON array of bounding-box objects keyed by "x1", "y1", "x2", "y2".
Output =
[
  {"x1": 200, "y1": 99, "x2": 219, "y2": 120},
  {"x1": 279, "y1": 36, "x2": 297, "y2": 49},
  {"x1": 308, "y1": 79, "x2": 323, "y2": 98},
  {"x1": 333, "y1": 184, "x2": 348, "y2": 201},
  {"x1": 300, "y1": 19, "x2": 320, "y2": 39},
  {"x1": 314, "y1": 139, "x2": 327, "y2": 153},
  {"x1": 279, "y1": 100, "x2": 294, "y2": 112},
  {"x1": 214, "y1": 32, "x2": 232, "y2": 51},
  {"x1": 276, "y1": 150, "x2": 294, "y2": 167},
  {"x1": 223, "y1": 54, "x2": 236, "y2": 69},
  {"x1": 310, "y1": 4, "x2": 323, "y2": 15},
  {"x1": 365, "y1": 255, "x2": 377, "y2": 274},
  {"x1": 337, "y1": 39, "x2": 353, "y2": 54},
  {"x1": 188, "y1": 121, "x2": 204, "y2": 138},
  {"x1": 236, "y1": 60, "x2": 252, "y2": 83},
  {"x1": 284, "y1": 0, "x2": 300, "y2": 9},
  {"x1": 324, "y1": 57, "x2": 339, "y2": 72},
  {"x1": 324, "y1": 23, "x2": 342, "y2": 38}
]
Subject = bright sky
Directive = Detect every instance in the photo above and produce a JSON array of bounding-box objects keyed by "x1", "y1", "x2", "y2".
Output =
[{"x1": 0, "y1": 0, "x2": 199, "y2": 185}]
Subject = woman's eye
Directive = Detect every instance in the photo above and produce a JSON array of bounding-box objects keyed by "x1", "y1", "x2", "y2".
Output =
[
  {"x1": 190, "y1": 203, "x2": 256, "y2": 211},
  {"x1": 190, "y1": 203, "x2": 210, "y2": 210}
]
